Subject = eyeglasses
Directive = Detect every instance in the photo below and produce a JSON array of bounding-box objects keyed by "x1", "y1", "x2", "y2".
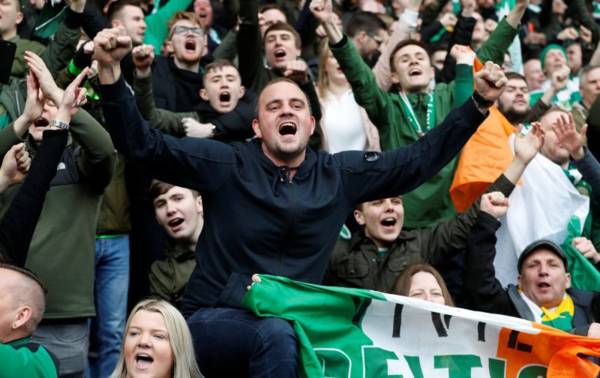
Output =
[
  {"x1": 171, "y1": 26, "x2": 204, "y2": 37},
  {"x1": 367, "y1": 33, "x2": 384, "y2": 47}
]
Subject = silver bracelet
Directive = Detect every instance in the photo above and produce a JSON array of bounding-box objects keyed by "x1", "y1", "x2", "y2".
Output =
[{"x1": 49, "y1": 119, "x2": 70, "y2": 130}]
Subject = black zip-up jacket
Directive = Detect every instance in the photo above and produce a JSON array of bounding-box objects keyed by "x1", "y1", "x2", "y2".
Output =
[{"x1": 99, "y1": 76, "x2": 487, "y2": 316}]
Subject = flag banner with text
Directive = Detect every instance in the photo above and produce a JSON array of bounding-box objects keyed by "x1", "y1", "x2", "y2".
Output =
[{"x1": 243, "y1": 275, "x2": 600, "y2": 378}]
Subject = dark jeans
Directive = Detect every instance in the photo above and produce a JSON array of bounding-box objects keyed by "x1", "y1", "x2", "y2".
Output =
[{"x1": 187, "y1": 307, "x2": 298, "y2": 378}]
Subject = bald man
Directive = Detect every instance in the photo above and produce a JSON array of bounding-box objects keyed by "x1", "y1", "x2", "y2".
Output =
[{"x1": 0, "y1": 264, "x2": 58, "y2": 377}]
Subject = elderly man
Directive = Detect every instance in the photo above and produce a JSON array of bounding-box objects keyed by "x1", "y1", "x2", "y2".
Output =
[
  {"x1": 466, "y1": 191, "x2": 600, "y2": 336},
  {"x1": 93, "y1": 25, "x2": 506, "y2": 377},
  {"x1": 572, "y1": 65, "x2": 600, "y2": 130},
  {"x1": 530, "y1": 44, "x2": 581, "y2": 109}
]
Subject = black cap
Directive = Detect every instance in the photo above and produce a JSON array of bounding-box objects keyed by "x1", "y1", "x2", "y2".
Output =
[{"x1": 517, "y1": 239, "x2": 568, "y2": 273}]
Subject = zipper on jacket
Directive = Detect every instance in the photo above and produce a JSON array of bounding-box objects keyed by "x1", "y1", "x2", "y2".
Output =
[{"x1": 278, "y1": 166, "x2": 291, "y2": 183}]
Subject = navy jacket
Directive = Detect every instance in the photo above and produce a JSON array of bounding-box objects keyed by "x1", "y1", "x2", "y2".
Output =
[{"x1": 99, "y1": 77, "x2": 486, "y2": 315}]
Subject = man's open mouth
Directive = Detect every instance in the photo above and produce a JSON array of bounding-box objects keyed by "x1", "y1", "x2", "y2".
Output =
[
  {"x1": 274, "y1": 49, "x2": 286, "y2": 59},
  {"x1": 185, "y1": 40, "x2": 197, "y2": 51},
  {"x1": 279, "y1": 122, "x2": 297, "y2": 136},
  {"x1": 34, "y1": 117, "x2": 49, "y2": 127},
  {"x1": 408, "y1": 68, "x2": 423, "y2": 77},
  {"x1": 380, "y1": 217, "x2": 397, "y2": 227},
  {"x1": 219, "y1": 91, "x2": 231, "y2": 103}
]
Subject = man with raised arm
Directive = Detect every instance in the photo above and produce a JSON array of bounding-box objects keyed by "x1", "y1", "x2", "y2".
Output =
[{"x1": 93, "y1": 26, "x2": 507, "y2": 378}]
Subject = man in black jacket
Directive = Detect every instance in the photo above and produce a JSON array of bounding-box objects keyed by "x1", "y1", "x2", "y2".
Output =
[
  {"x1": 93, "y1": 26, "x2": 507, "y2": 378},
  {"x1": 466, "y1": 190, "x2": 600, "y2": 337}
]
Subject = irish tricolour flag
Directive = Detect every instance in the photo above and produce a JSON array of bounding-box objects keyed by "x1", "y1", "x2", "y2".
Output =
[{"x1": 243, "y1": 275, "x2": 600, "y2": 378}]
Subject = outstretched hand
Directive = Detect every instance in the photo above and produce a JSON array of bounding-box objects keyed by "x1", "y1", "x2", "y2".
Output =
[
  {"x1": 514, "y1": 123, "x2": 544, "y2": 165},
  {"x1": 0, "y1": 144, "x2": 30, "y2": 191},
  {"x1": 450, "y1": 44, "x2": 475, "y2": 66},
  {"x1": 572, "y1": 237, "x2": 600, "y2": 264},
  {"x1": 474, "y1": 61, "x2": 507, "y2": 103},
  {"x1": 309, "y1": 0, "x2": 334, "y2": 24},
  {"x1": 480, "y1": 191, "x2": 509, "y2": 220},
  {"x1": 55, "y1": 68, "x2": 90, "y2": 123},
  {"x1": 25, "y1": 51, "x2": 62, "y2": 105},
  {"x1": 552, "y1": 113, "x2": 586, "y2": 160},
  {"x1": 132, "y1": 44, "x2": 155, "y2": 77},
  {"x1": 22, "y1": 73, "x2": 44, "y2": 125},
  {"x1": 93, "y1": 27, "x2": 132, "y2": 84}
]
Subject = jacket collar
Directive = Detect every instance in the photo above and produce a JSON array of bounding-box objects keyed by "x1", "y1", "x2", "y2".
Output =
[{"x1": 249, "y1": 138, "x2": 317, "y2": 181}]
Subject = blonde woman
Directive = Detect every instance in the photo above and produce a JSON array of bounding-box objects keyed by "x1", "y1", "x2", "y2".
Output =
[
  {"x1": 317, "y1": 38, "x2": 380, "y2": 153},
  {"x1": 110, "y1": 299, "x2": 203, "y2": 378}
]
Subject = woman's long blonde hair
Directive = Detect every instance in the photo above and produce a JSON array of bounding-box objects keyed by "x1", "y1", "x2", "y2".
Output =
[{"x1": 109, "y1": 299, "x2": 203, "y2": 378}]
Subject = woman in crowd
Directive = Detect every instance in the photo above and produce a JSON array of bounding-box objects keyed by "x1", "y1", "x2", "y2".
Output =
[
  {"x1": 316, "y1": 38, "x2": 380, "y2": 153},
  {"x1": 110, "y1": 299, "x2": 203, "y2": 378},
  {"x1": 393, "y1": 263, "x2": 455, "y2": 306}
]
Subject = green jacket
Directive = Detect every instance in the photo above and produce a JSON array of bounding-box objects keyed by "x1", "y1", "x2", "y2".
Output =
[
  {"x1": 149, "y1": 245, "x2": 196, "y2": 309},
  {"x1": 325, "y1": 174, "x2": 514, "y2": 292},
  {"x1": 0, "y1": 338, "x2": 58, "y2": 378},
  {"x1": 0, "y1": 110, "x2": 116, "y2": 318},
  {"x1": 330, "y1": 18, "x2": 519, "y2": 228}
]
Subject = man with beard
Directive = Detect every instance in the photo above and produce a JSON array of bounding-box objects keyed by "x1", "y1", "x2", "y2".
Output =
[{"x1": 497, "y1": 71, "x2": 569, "y2": 127}]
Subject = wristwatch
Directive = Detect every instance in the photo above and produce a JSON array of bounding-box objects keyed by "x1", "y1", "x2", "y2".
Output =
[{"x1": 49, "y1": 119, "x2": 70, "y2": 130}]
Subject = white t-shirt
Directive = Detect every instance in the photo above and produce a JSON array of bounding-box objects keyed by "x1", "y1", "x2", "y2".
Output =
[{"x1": 321, "y1": 90, "x2": 367, "y2": 154}]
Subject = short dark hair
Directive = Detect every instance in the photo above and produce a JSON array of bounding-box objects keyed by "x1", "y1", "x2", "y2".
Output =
[
  {"x1": 263, "y1": 22, "x2": 301, "y2": 49},
  {"x1": 345, "y1": 11, "x2": 386, "y2": 38},
  {"x1": 203, "y1": 59, "x2": 239, "y2": 85},
  {"x1": 389, "y1": 39, "x2": 430, "y2": 73},
  {"x1": 505, "y1": 72, "x2": 527, "y2": 82},
  {"x1": 106, "y1": 0, "x2": 143, "y2": 21},
  {"x1": 256, "y1": 77, "x2": 312, "y2": 116},
  {"x1": 149, "y1": 180, "x2": 199, "y2": 202}
]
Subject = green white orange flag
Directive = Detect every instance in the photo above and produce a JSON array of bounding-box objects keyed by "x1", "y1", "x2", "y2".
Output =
[{"x1": 243, "y1": 275, "x2": 600, "y2": 378}]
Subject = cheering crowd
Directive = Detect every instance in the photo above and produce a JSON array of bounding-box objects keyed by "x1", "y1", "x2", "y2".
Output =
[{"x1": 2, "y1": 0, "x2": 600, "y2": 376}]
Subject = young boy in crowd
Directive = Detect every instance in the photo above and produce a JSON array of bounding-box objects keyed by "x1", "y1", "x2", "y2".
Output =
[
  {"x1": 149, "y1": 181, "x2": 204, "y2": 309},
  {"x1": 132, "y1": 51, "x2": 256, "y2": 142}
]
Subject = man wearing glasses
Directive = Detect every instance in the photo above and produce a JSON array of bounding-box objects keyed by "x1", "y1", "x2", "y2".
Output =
[
  {"x1": 345, "y1": 11, "x2": 388, "y2": 67},
  {"x1": 151, "y1": 12, "x2": 208, "y2": 112}
]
